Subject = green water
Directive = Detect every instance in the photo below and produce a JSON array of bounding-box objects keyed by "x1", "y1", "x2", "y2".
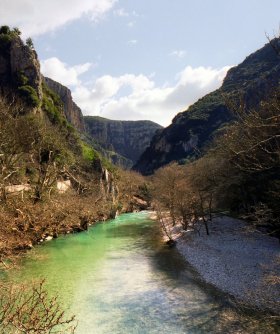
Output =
[{"x1": 6, "y1": 212, "x2": 280, "y2": 333}]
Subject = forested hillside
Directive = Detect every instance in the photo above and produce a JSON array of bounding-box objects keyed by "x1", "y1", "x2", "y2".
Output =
[{"x1": 0, "y1": 26, "x2": 148, "y2": 260}]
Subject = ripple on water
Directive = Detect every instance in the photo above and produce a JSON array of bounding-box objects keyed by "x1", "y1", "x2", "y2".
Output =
[{"x1": 6, "y1": 212, "x2": 280, "y2": 334}]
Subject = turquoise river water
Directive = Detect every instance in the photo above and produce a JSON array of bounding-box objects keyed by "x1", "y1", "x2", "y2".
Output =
[{"x1": 4, "y1": 212, "x2": 280, "y2": 333}]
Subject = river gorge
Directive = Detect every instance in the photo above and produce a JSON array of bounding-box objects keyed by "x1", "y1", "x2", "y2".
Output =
[{"x1": 3, "y1": 212, "x2": 279, "y2": 333}]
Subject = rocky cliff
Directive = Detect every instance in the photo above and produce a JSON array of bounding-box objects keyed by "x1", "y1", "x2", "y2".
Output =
[
  {"x1": 134, "y1": 38, "x2": 280, "y2": 175},
  {"x1": 84, "y1": 116, "x2": 163, "y2": 165},
  {"x1": 0, "y1": 27, "x2": 86, "y2": 133},
  {"x1": 0, "y1": 27, "x2": 42, "y2": 112},
  {"x1": 44, "y1": 77, "x2": 85, "y2": 132}
]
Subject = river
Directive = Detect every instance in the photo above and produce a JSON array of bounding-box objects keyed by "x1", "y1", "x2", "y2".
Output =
[{"x1": 5, "y1": 212, "x2": 280, "y2": 333}]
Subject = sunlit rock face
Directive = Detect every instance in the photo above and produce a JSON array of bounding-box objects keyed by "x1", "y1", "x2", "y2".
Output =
[
  {"x1": 134, "y1": 38, "x2": 280, "y2": 175},
  {"x1": 0, "y1": 34, "x2": 42, "y2": 113},
  {"x1": 10, "y1": 38, "x2": 42, "y2": 100},
  {"x1": 44, "y1": 77, "x2": 85, "y2": 132},
  {"x1": 84, "y1": 116, "x2": 163, "y2": 165}
]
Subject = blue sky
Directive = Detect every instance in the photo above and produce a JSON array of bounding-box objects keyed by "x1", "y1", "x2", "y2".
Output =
[{"x1": 1, "y1": 0, "x2": 279, "y2": 126}]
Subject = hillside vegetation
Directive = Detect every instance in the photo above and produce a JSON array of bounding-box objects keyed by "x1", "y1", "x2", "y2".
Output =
[
  {"x1": 149, "y1": 37, "x2": 280, "y2": 239},
  {"x1": 0, "y1": 27, "x2": 149, "y2": 333},
  {"x1": 152, "y1": 88, "x2": 280, "y2": 238},
  {"x1": 0, "y1": 25, "x2": 279, "y2": 332},
  {"x1": 134, "y1": 37, "x2": 280, "y2": 174},
  {"x1": 0, "y1": 25, "x2": 149, "y2": 257}
]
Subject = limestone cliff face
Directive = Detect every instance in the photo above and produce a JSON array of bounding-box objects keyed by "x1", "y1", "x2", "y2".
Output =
[
  {"x1": 0, "y1": 30, "x2": 85, "y2": 132},
  {"x1": 84, "y1": 116, "x2": 163, "y2": 165},
  {"x1": 134, "y1": 38, "x2": 280, "y2": 175},
  {"x1": 44, "y1": 77, "x2": 85, "y2": 132},
  {"x1": 0, "y1": 33, "x2": 42, "y2": 111},
  {"x1": 10, "y1": 38, "x2": 42, "y2": 100}
]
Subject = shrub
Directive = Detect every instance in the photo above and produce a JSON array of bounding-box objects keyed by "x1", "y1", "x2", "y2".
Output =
[
  {"x1": 12, "y1": 27, "x2": 21, "y2": 36},
  {"x1": 0, "y1": 25, "x2": 10, "y2": 35},
  {"x1": 80, "y1": 141, "x2": 99, "y2": 162},
  {"x1": 41, "y1": 83, "x2": 66, "y2": 125},
  {"x1": 0, "y1": 26, "x2": 20, "y2": 54},
  {"x1": 18, "y1": 85, "x2": 40, "y2": 107},
  {"x1": 26, "y1": 37, "x2": 34, "y2": 49}
]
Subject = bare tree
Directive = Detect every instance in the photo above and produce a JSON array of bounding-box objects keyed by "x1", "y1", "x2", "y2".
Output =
[
  {"x1": 0, "y1": 97, "x2": 34, "y2": 201},
  {"x1": 152, "y1": 163, "x2": 182, "y2": 226},
  {"x1": 0, "y1": 280, "x2": 76, "y2": 334},
  {"x1": 154, "y1": 201, "x2": 174, "y2": 243},
  {"x1": 30, "y1": 122, "x2": 74, "y2": 202},
  {"x1": 216, "y1": 91, "x2": 280, "y2": 173}
]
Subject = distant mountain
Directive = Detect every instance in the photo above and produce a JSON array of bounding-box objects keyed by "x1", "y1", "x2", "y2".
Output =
[
  {"x1": 84, "y1": 116, "x2": 163, "y2": 167},
  {"x1": 134, "y1": 38, "x2": 280, "y2": 175}
]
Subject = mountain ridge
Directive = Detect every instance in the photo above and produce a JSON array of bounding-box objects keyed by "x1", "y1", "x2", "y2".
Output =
[
  {"x1": 133, "y1": 38, "x2": 280, "y2": 175},
  {"x1": 84, "y1": 116, "x2": 163, "y2": 166}
]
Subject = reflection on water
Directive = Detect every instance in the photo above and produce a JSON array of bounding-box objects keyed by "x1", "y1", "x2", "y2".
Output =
[{"x1": 7, "y1": 212, "x2": 280, "y2": 333}]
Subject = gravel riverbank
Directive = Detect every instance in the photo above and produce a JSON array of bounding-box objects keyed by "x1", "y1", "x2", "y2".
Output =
[{"x1": 153, "y1": 214, "x2": 280, "y2": 314}]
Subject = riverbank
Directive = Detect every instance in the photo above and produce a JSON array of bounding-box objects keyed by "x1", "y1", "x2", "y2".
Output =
[
  {"x1": 0, "y1": 195, "x2": 115, "y2": 265},
  {"x1": 152, "y1": 213, "x2": 280, "y2": 314},
  {"x1": 0, "y1": 192, "x2": 149, "y2": 267}
]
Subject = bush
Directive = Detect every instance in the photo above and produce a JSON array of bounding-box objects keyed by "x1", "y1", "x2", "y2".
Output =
[
  {"x1": 42, "y1": 83, "x2": 66, "y2": 125},
  {"x1": 0, "y1": 26, "x2": 21, "y2": 54},
  {"x1": 16, "y1": 71, "x2": 29, "y2": 86},
  {"x1": 80, "y1": 141, "x2": 99, "y2": 162},
  {"x1": 18, "y1": 85, "x2": 40, "y2": 107},
  {"x1": 26, "y1": 37, "x2": 34, "y2": 49},
  {"x1": 0, "y1": 25, "x2": 10, "y2": 35},
  {"x1": 12, "y1": 27, "x2": 21, "y2": 36},
  {"x1": 42, "y1": 95, "x2": 63, "y2": 123}
]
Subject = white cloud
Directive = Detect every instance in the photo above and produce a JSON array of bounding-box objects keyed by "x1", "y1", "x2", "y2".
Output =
[
  {"x1": 71, "y1": 65, "x2": 231, "y2": 126},
  {"x1": 41, "y1": 56, "x2": 231, "y2": 126},
  {"x1": 0, "y1": 0, "x2": 117, "y2": 37},
  {"x1": 170, "y1": 50, "x2": 187, "y2": 58},
  {"x1": 41, "y1": 57, "x2": 92, "y2": 86},
  {"x1": 178, "y1": 66, "x2": 229, "y2": 88}
]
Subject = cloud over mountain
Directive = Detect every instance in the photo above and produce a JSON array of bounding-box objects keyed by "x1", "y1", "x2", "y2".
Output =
[
  {"x1": 41, "y1": 57, "x2": 92, "y2": 86},
  {"x1": 42, "y1": 55, "x2": 230, "y2": 126}
]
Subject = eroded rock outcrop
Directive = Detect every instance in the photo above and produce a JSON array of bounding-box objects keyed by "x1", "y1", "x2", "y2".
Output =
[
  {"x1": 0, "y1": 32, "x2": 42, "y2": 112},
  {"x1": 10, "y1": 38, "x2": 42, "y2": 100},
  {"x1": 44, "y1": 77, "x2": 85, "y2": 132}
]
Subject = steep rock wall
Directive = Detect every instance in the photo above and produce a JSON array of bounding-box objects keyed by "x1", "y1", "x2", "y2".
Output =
[
  {"x1": 84, "y1": 116, "x2": 163, "y2": 165},
  {"x1": 44, "y1": 77, "x2": 85, "y2": 132},
  {"x1": 134, "y1": 38, "x2": 280, "y2": 175},
  {"x1": 0, "y1": 33, "x2": 42, "y2": 112}
]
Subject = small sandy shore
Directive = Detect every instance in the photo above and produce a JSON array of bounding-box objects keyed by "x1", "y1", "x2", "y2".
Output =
[{"x1": 151, "y1": 213, "x2": 280, "y2": 314}]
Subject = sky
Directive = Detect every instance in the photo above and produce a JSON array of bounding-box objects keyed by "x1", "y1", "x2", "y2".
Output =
[{"x1": 1, "y1": 0, "x2": 279, "y2": 126}]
